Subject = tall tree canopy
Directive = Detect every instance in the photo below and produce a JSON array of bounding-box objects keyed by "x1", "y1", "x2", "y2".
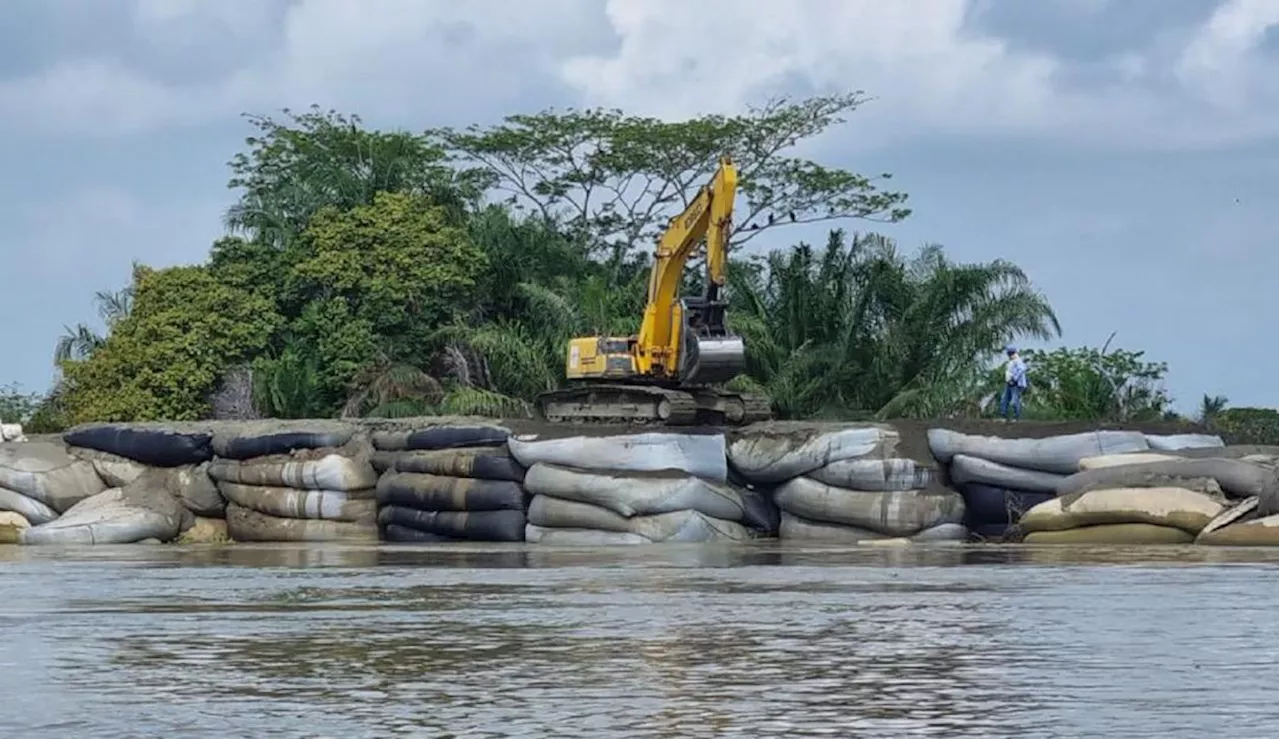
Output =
[{"x1": 26, "y1": 93, "x2": 1235, "y2": 431}]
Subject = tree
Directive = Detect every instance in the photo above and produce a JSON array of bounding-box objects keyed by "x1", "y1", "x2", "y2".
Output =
[
  {"x1": 224, "y1": 106, "x2": 483, "y2": 248},
  {"x1": 1199, "y1": 400, "x2": 1278, "y2": 445},
  {"x1": 1010, "y1": 339, "x2": 1173, "y2": 422},
  {"x1": 54, "y1": 285, "x2": 135, "y2": 364},
  {"x1": 434, "y1": 93, "x2": 911, "y2": 268},
  {"x1": 59, "y1": 265, "x2": 283, "y2": 423},
  {"x1": 726, "y1": 230, "x2": 1061, "y2": 419},
  {"x1": 0, "y1": 383, "x2": 39, "y2": 424}
]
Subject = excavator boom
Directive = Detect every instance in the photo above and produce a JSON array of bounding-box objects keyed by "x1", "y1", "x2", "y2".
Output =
[{"x1": 536, "y1": 156, "x2": 772, "y2": 427}]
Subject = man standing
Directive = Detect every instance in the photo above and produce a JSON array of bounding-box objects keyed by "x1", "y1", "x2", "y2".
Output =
[{"x1": 1000, "y1": 344, "x2": 1028, "y2": 421}]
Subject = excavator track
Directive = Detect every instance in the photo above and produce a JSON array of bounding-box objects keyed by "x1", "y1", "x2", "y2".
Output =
[{"x1": 536, "y1": 384, "x2": 772, "y2": 427}]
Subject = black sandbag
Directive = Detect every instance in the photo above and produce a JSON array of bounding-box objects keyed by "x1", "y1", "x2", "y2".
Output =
[
  {"x1": 63, "y1": 425, "x2": 213, "y2": 467},
  {"x1": 377, "y1": 505, "x2": 525, "y2": 542},
  {"x1": 376, "y1": 471, "x2": 525, "y2": 512},
  {"x1": 373, "y1": 425, "x2": 511, "y2": 452},
  {"x1": 394, "y1": 446, "x2": 524, "y2": 482},
  {"x1": 960, "y1": 483, "x2": 1054, "y2": 526},
  {"x1": 740, "y1": 487, "x2": 780, "y2": 534},
  {"x1": 371, "y1": 451, "x2": 399, "y2": 474},
  {"x1": 215, "y1": 430, "x2": 355, "y2": 460},
  {"x1": 380, "y1": 523, "x2": 456, "y2": 543}
]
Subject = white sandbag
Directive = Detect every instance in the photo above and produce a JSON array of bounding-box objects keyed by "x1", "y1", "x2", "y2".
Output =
[
  {"x1": 81, "y1": 450, "x2": 148, "y2": 487},
  {"x1": 1021, "y1": 487, "x2": 1224, "y2": 535},
  {"x1": 20, "y1": 486, "x2": 187, "y2": 545},
  {"x1": 522, "y1": 463, "x2": 755, "y2": 522},
  {"x1": 773, "y1": 476, "x2": 965, "y2": 537},
  {"x1": 1145, "y1": 433, "x2": 1225, "y2": 451},
  {"x1": 524, "y1": 506, "x2": 755, "y2": 545},
  {"x1": 1078, "y1": 452, "x2": 1181, "y2": 471},
  {"x1": 0, "y1": 485, "x2": 58, "y2": 525},
  {"x1": 807, "y1": 458, "x2": 934, "y2": 492},
  {"x1": 779, "y1": 511, "x2": 966, "y2": 543},
  {"x1": 527, "y1": 495, "x2": 757, "y2": 542},
  {"x1": 926, "y1": 428, "x2": 1150, "y2": 474},
  {"x1": 523, "y1": 525, "x2": 651, "y2": 546},
  {"x1": 949, "y1": 454, "x2": 1065, "y2": 493},
  {"x1": 218, "y1": 482, "x2": 376, "y2": 523},
  {"x1": 726, "y1": 422, "x2": 897, "y2": 484},
  {"x1": 0, "y1": 441, "x2": 108, "y2": 512},
  {"x1": 1196, "y1": 514, "x2": 1278, "y2": 547},
  {"x1": 225, "y1": 503, "x2": 378, "y2": 542},
  {"x1": 1058, "y1": 458, "x2": 1278, "y2": 501},
  {"x1": 207, "y1": 453, "x2": 378, "y2": 491},
  {"x1": 143, "y1": 463, "x2": 224, "y2": 517},
  {"x1": 1, "y1": 424, "x2": 27, "y2": 442},
  {"x1": 0, "y1": 510, "x2": 30, "y2": 530},
  {"x1": 508, "y1": 432, "x2": 727, "y2": 481}
]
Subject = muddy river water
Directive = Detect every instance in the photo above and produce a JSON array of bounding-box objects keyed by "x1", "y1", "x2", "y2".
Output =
[{"x1": 0, "y1": 543, "x2": 1275, "y2": 738}]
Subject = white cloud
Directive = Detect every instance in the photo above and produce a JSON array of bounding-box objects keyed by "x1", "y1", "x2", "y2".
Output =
[{"x1": 0, "y1": 0, "x2": 1273, "y2": 149}]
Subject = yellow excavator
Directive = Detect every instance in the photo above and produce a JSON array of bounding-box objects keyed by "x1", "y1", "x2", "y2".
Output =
[{"x1": 535, "y1": 155, "x2": 773, "y2": 427}]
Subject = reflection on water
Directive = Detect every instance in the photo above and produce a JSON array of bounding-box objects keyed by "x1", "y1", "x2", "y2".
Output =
[{"x1": 0, "y1": 543, "x2": 1275, "y2": 738}]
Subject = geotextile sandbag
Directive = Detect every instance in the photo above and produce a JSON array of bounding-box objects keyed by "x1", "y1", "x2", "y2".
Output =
[
  {"x1": 0, "y1": 486, "x2": 58, "y2": 525},
  {"x1": 372, "y1": 425, "x2": 511, "y2": 452},
  {"x1": 63, "y1": 423, "x2": 213, "y2": 466},
  {"x1": 20, "y1": 486, "x2": 189, "y2": 545},
  {"x1": 508, "y1": 432, "x2": 727, "y2": 481},
  {"x1": 726, "y1": 422, "x2": 898, "y2": 484},
  {"x1": 1020, "y1": 487, "x2": 1224, "y2": 535},
  {"x1": 522, "y1": 463, "x2": 770, "y2": 529},
  {"x1": 375, "y1": 471, "x2": 525, "y2": 512},
  {"x1": 806, "y1": 457, "x2": 934, "y2": 492},
  {"x1": 0, "y1": 440, "x2": 107, "y2": 512},
  {"x1": 211, "y1": 421, "x2": 359, "y2": 460},
  {"x1": 67, "y1": 447, "x2": 148, "y2": 487},
  {"x1": 1196, "y1": 513, "x2": 1278, "y2": 547},
  {"x1": 218, "y1": 482, "x2": 376, "y2": 523},
  {"x1": 524, "y1": 508, "x2": 756, "y2": 545},
  {"x1": 778, "y1": 511, "x2": 966, "y2": 543},
  {"x1": 926, "y1": 428, "x2": 1149, "y2": 474},
  {"x1": 1077, "y1": 453, "x2": 1181, "y2": 470},
  {"x1": 1144, "y1": 433, "x2": 1225, "y2": 451},
  {"x1": 1023, "y1": 523, "x2": 1195, "y2": 545},
  {"x1": 949, "y1": 454, "x2": 1065, "y2": 494},
  {"x1": 208, "y1": 453, "x2": 378, "y2": 492},
  {"x1": 376, "y1": 505, "x2": 525, "y2": 542},
  {"x1": 1056, "y1": 458, "x2": 1278, "y2": 502},
  {"x1": 393, "y1": 446, "x2": 524, "y2": 482},
  {"x1": 772, "y1": 476, "x2": 965, "y2": 537},
  {"x1": 225, "y1": 503, "x2": 378, "y2": 543},
  {"x1": 128, "y1": 464, "x2": 225, "y2": 517}
]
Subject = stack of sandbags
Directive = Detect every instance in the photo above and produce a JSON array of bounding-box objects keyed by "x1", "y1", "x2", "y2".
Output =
[
  {"x1": 1044, "y1": 452, "x2": 1279, "y2": 546},
  {"x1": 63, "y1": 422, "x2": 226, "y2": 541},
  {"x1": 516, "y1": 431, "x2": 772, "y2": 545},
  {"x1": 372, "y1": 424, "x2": 527, "y2": 542},
  {"x1": 207, "y1": 422, "x2": 379, "y2": 543},
  {"x1": 0, "y1": 440, "x2": 107, "y2": 528},
  {"x1": 729, "y1": 422, "x2": 964, "y2": 543},
  {"x1": 928, "y1": 428, "x2": 1152, "y2": 541}
]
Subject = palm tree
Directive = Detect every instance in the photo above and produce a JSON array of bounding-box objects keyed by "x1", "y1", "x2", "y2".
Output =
[
  {"x1": 1198, "y1": 394, "x2": 1230, "y2": 427},
  {"x1": 53, "y1": 286, "x2": 135, "y2": 364},
  {"x1": 728, "y1": 230, "x2": 1061, "y2": 419}
]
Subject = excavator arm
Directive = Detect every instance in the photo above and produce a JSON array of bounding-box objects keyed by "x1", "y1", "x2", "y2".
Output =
[{"x1": 634, "y1": 155, "x2": 740, "y2": 381}]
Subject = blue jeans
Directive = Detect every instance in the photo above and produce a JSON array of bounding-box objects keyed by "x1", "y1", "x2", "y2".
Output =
[{"x1": 1000, "y1": 384, "x2": 1023, "y2": 419}]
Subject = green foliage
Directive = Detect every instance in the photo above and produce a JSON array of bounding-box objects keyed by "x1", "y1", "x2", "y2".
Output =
[
  {"x1": 60, "y1": 266, "x2": 283, "y2": 424},
  {"x1": 225, "y1": 106, "x2": 482, "y2": 247},
  {"x1": 1009, "y1": 344, "x2": 1173, "y2": 422},
  {"x1": 434, "y1": 93, "x2": 911, "y2": 266},
  {"x1": 0, "y1": 383, "x2": 40, "y2": 424},
  {"x1": 1207, "y1": 406, "x2": 1278, "y2": 445},
  {"x1": 727, "y1": 230, "x2": 1061, "y2": 419}
]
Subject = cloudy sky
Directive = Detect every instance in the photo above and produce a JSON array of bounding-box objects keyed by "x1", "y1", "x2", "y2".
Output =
[{"x1": 1, "y1": 0, "x2": 1276, "y2": 413}]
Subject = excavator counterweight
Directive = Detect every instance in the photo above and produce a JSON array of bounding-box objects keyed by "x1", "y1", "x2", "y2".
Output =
[{"x1": 534, "y1": 156, "x2": 773, "y2": 427}]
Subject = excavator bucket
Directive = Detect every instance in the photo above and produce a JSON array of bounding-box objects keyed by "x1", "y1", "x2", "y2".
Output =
[{"x1": 679, "y1": 333, "x2": 746, "y2": 387}]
